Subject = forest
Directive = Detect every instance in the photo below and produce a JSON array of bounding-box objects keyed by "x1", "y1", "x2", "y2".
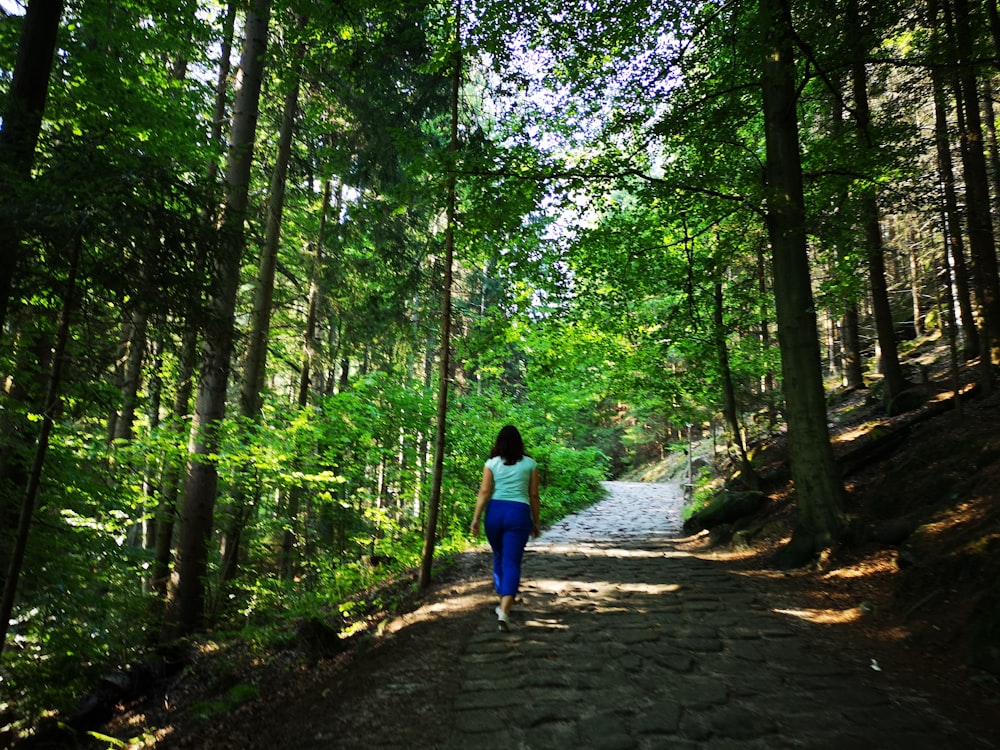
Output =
[{"x1": 1, "y1": 0, "x2": 999, "y2": 741}]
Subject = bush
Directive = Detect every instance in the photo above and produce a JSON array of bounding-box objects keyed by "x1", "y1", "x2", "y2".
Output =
[{"x1": 534, "y1": 444, "x2": 610, "y2": 520}]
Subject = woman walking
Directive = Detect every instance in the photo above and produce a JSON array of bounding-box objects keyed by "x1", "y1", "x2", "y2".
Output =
[{"x1": 470, "y1": 425, "x2": 541, "y2": 631}]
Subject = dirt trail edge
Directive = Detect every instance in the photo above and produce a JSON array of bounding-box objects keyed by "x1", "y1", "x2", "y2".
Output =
[{"x1": 165, "y1": 481, "x2": 999, "y2": 750}]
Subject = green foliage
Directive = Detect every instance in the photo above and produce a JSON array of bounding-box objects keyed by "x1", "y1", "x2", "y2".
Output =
[
  {"x1": 681, "y1": 466, "x2": 721, "y2": 522},
  {"x1": 190, "y1": 683, "x2": 260, "y2": 721},
  {"x1": 534, "y1": 444, "x2": 610, "y2": 519},
  {"x1": 2, "y1": 434, "x2": 157, "y2": 718}
]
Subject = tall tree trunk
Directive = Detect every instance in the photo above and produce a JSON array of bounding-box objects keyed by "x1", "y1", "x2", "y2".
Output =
[
  {"x1": 419, "y1": 1, "x2": 461, "y2": 590},
  {"x1": 151, "y1": 2, "x2": 236, "y2": 605},
  {"x1": 848, "y1": 0, "x2": 909, "y2": 413},
  {"x1": 220, "y1": 25, "x2": 305, "y2": 584},
  {"x1": 981, "y1": 77, "x2": 1000, "y2": 220},
  {"x1": 0, "y1": 0, "x2": 64, "y2": 339},
  {"x1": 164, "y1": 0, "x2": 271, "y2": 639},
  {"x1": 238, "y1": 30, "x2": 303, "y2": 423},
  {"x1": 760, "y1": 0, "x2": 845, "y2": 564},
  {"x1": 950, "y1": 0, "x2": 1000, "y2": 384},
  {"x1": 932, "y1": 67, "x2": 980, "y2": 358},
  {"x1": 0, "y1": 233, "x2": 79, "y2": 661},
  {"x1": 829, "y1": 75, "x2": 865, "y2": 390},
  {"x1": 0, "y1": 0, "x2": 65, "y2": 593}
]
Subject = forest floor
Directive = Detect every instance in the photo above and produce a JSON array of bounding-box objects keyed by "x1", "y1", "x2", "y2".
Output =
[{"x1": 22, "y1": 335, "x2": 1000, "y2": 748}]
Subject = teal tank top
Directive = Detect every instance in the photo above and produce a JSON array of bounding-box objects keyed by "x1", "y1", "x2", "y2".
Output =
[{"x1": 485, "y1": 455, "x2": 537, "y2": 504}]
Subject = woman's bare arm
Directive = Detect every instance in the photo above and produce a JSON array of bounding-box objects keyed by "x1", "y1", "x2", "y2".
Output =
[{"x1": 470, "y1": 465, "x2": 494, "y2": 536}]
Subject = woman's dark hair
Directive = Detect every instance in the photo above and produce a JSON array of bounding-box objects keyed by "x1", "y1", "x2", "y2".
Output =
[{"x1": 490, "y1": 425, "x2": 525, "y2": 465}]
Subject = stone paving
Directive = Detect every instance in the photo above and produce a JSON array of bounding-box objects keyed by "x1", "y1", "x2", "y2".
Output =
[{"x1": 443, "y1": 481, "x2": 992, "y2": 750}]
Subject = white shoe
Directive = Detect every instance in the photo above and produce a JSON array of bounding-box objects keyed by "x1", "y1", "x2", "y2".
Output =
[{"x1": 495, "y1": 606, "x2": 510, "y2": 632}]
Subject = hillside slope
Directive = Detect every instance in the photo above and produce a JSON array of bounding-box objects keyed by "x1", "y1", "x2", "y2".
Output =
[{"x1": 671, "y1": 346, "x2": 1000, "y2": 719}]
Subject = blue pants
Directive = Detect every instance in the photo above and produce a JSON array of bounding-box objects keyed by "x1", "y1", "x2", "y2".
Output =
[{"x1": 484, "y1": 499, "x2": 533, "y2": 597}]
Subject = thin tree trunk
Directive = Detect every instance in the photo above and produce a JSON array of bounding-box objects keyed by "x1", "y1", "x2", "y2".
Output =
[
  {"x1": 756, "y1": 242, "x2": 778, "y2": 422},
  {"x1": 152, "y1": 324, "x2": 198, "y2": 601},
  {"x1": 940, "y1": 202, "x2": 965, "y2": 417},
  {"x1": 105, "y1": 323, "x2": 128, "y2": 445},
  {"x1": 981, "y1": 77, "x2": 1000, "y2": 221},
  {"x1": 281, "y1": 179, "x2": 333, "y2": 580},
  {"x1": 297, "y1": 179, "x2": 332, "y2": 408},
  {"x1": 164, "y1": 0, "x2": 271, "y2": 639},
  {"x1": 713, "y1": 278, "x2": 757, "y2": 488},
  {"x1": 932, "y1": 66, "x2": 980, "y2": 358},
  {"x1": 825, "y1": 309, "x2": 840, "y2": 379},
  {"x1": 336, "y1": 353, "x2": 349, "y2": 393},
  {"x1": 848, "y1": 0, "x2": 908, "y2": 412},
  {"x1": 909, "y1": 231, "x2": 923, "y2": 337},
  {"x1": 987, "y1": 0, "x2": 1000, "y2": 57},
  {"x1": 760, "y1": 0, "x2": 845, "y2": 564},
  {"x1": 115, "y1": 305, "x2": 148, "y2": 549},
  {"x1": 238, "y1": 28, "x2": 303, "y2": 422},
  {"x1": 840, "y1": 307, "x2": 865, "y2": 388},
  {"x1": 205, "y1": 2, "x2": 238, "y2": 191},
  {"x1": 829, "y1": 78, "x2": 865, "y2": 390},
  {"x1": 115, "y1": 308, "x2": 148, "y2": 443},
  {"x1": 950, "y1": 0, "x2": 1000, "y2": 383},
  {"x1": 0, "y1": 233, "x2": 79, "y2": 662},
  {"x1": 141, "y1": 336, "x2": 164, "y2": 567},
  {"x1": 419, "y1": 1, "x2": 461, "y2": 590}
]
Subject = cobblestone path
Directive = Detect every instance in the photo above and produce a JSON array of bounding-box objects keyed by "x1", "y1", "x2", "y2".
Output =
[{"x1": 443, "y1": 481, "x2": 991, "y2": 750}]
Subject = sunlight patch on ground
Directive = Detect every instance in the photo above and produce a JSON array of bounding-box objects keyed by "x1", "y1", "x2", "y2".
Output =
[
  {"x1": 735, "y1": 568, "x2": 791, "y2": 582},
  {"x1": 678, "y1": 526, "x2": 794, "y2": 564},
  {"x1": 823, "y1": 566, "x2": 871, "y2": 580},
  {"x1": 528, "y1": 577, "x2": 682, "y2": 598},
  {"x1": 528, "y1": 579, "x2": 584, "y2": 594},
  {"x1": 772, "y1": 606, "x2": 863, "y2": 625},
  {"x1": 921, "y1": 498, "x2": 991, "y2": 540},
  {"x1": 822, "y1": 552, "x2": 899, "y2": 581},
  {"x1": 928, "y1": 384, "x2": 974, "y2": 403},
  {"x1": 524, "y1": 618, "x2": 570, "y2": 629},
  {"x1": 603, "y1": 547, "x2": 691, "y2": 560},
  {"x1": 537, "y1": 542, "x2": 691, "y2": 560},
  {"x1": 425, "y1": 595, "x2": 480, "y2": 613},
  {"x1": 380, "y1": 580, "x2": 493, "y2": 636},
  {"x1": 830, "y1": 422, "x2": 881, "y2": 444},
  {"x1": 566, "y1": 581, "x2": 619, "y2": 597},
  {"x1": 615, "y1": 581, "x2": 682, "y2": 594}
]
